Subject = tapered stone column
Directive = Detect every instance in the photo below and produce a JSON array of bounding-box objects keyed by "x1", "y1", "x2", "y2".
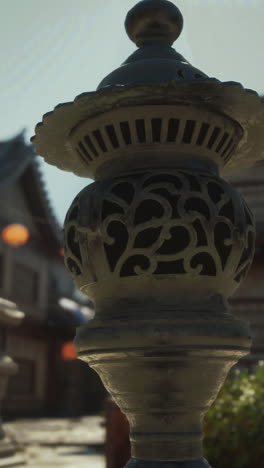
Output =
[
  {"x1": 32, "y1": 1, "x2": 264, "y2": 466},
  {"x1": 64, "y1": 169, "x2": 253, "y2": 468},
  {"x1": 0, "y1": 299, "x2": 25, "y2": 466}
]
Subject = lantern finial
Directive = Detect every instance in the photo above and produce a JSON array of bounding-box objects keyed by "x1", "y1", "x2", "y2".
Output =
[{"x1": 125, "y1": 0, "x2": 184, "y2": 47}]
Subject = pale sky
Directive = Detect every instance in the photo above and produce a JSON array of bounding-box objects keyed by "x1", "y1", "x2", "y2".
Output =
[{"x1": 1, "y1": 0, "x2": 263, "y2": 224}]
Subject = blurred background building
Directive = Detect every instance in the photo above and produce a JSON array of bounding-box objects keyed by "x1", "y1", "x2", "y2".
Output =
[
  {"x1": 230, "y1": 162, "x2": 264, "y2": 370},
  {"x1": 0, "y1": 134, "x2": 106, "y2": 419}
]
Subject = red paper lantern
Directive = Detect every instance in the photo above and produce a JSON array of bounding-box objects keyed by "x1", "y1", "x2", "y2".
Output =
[
  {"x1": 61, "y1": 341, "x2": 77, "y2": 361},
  {"x1": 2, "y1": 224, "x2": 30, "y2": 247}
]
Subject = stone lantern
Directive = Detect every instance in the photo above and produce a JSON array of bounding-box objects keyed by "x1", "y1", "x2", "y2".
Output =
[
  {"x1": 32, "y1": 1, "x2": 264, "y2": 466},
  {"x1": 0, "y1": 299, "x2": 24, "y2": 466}
]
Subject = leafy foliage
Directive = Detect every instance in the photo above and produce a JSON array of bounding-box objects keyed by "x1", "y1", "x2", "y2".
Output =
[{"x1": 204, "y1": 363, "x2": 264, "y2": 468}]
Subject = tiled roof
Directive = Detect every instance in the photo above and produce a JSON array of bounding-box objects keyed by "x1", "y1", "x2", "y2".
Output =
[{"x1": 0, "y1": 133, "x2": 62, "y2": 254}]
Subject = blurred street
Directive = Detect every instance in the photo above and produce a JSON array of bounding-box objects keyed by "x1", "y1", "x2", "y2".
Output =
[{"x1": 4, "y1": 416, "x2": 105, "y2": 467}]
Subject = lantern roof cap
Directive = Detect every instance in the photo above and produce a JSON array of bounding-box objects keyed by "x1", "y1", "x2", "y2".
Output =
[
  {"x1": 98, "y1": 0, "x2": 208, "y2": 89},
  {"x1": 125, "y1": 0, "x2": 184, "y2": 47}
]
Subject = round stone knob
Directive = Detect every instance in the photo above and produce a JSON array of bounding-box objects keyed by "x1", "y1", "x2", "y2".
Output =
[{"x1": 125, "y1": 0, "x2": 184, "y2": 47}]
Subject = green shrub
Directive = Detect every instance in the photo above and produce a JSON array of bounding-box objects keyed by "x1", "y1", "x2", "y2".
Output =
[{"x1": 204, "y1": 362, "x2": 264, "y2": 468}]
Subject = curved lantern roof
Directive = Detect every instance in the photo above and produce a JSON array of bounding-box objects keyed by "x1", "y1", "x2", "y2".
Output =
[
  {"x1": 98, "y1": 0, "x2": 207, "y2": 89},
  {"x1": 32, "y1": 0, "x2": 264, "y2": 179}
]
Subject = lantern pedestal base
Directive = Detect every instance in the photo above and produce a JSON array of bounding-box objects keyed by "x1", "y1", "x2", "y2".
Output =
[{"x1": 125, "y1": 458, "x2": 211, "y2": 468}]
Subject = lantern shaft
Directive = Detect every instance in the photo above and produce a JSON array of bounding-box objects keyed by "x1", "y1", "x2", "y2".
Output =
[{"x1": 68, "y1": 165, "x2": 253, "y2": 465}]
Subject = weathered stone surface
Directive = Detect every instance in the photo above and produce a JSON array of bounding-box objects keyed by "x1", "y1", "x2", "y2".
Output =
[
  {"x1": 4, "y1": 417, "x2": 105, "y2": 468},
  {"x1": 63, "y1": 166, "x2": 253, "y2": 462}
]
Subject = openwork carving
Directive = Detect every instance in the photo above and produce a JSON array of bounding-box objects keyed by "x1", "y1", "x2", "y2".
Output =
[
  {"x1": 69, "y1": 105, "x2": 243, "y2": 177},
  {"x1": 74, "y1": 113, "x2": 238, "y2": 166},
  {"x1": 64, "y1": 169, "x2": 255, "y2": 288},
  {"x1": 64, "y1": 198, "x2": 83, "y2": 277}
]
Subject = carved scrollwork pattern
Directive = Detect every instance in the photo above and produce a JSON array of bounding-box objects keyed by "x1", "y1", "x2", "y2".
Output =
[
  {"x1": 64, "y1": 196, "x2": 83, "y2": 277},
  {"x1": 64, "y1": 170, "x2": 255, "y2": 286},
  {"x1": 100, "y1": 171, "x2": 255, "y2": 281}
]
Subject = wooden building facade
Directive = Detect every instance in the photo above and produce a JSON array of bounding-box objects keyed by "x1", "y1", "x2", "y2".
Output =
[{"x1": 0, "y1": 134, "x2": 106, "y2": 417}]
